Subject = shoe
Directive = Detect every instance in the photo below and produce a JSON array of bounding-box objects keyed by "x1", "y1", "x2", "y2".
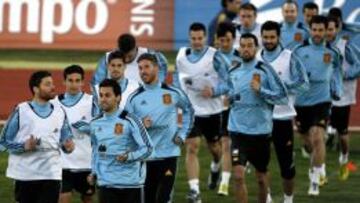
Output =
[
  {"x1": 208, "y1": 170, "x2": 220, "y2": 190},
  {"x1": 266, "y1": 193, "x2": 273, "y2": 203},
  {"x1": 217, "y1": 183, "x2": 229, "y2": 196},
  {"x1": 283, "y1": 196, "x2": 293, "y2": 203},
  {"x1": 347, "y1": 161, "x2": 357, "y2": 172},
  {"x1": 187, "y1": 189, "x2": 202, "y2": 203},
  {"x1": 301, "y1": 147, "x2": 310, "y2": 159},
  {"x1": 319, "y1": 175, "x2": 328, "y2": 187},
  {"x1": 308, "y1": 182, "x2": 320, "y2": 196},
  {"x1": 339, "y1": 164, "x2": 350, "y2": 181}
]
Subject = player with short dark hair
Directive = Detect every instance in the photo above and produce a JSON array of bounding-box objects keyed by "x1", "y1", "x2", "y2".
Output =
[
  {"x1": 0, "y1": 71, "x2": 75, "y2": 203},
  {"x1": 294, "y1": 15, "x2": 343, "y2": 196}
]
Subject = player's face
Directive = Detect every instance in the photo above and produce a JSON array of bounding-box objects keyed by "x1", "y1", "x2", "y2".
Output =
[
  {"x1": 190, "y1": 30, "x2": 206, "y2": 51},
  {"x1": 139, "y1": 59, "x2": 158, "y2": 84},
  {"x1": 64, "y1": 73, "x2": 83, "y2": 95},
  {"x1": 239, "y1": 37, "x2": 257, "y2": 62},
  {"x1": 108, "y1": 58, "x2": 125, "y2": 81},
  {"x1": 311, "y1": 23, "x2": 326, "y2": 44},
  {"x1": 262, "y1": 30, "x2": 279, "y2": 51},
  {"x1": 218, "y1": 32, "x2": 234, "y2": 52},
  {"x1": 227, "y1": 0, "x2": 242, "y2": 13},
  {"x1": 303, "y1": 8, "x2": 318, "y2": 25},
  {"x1": 239, "y1": 9, "x2": 256, "y2": 28},
  {"x1": 35, "y1": 76, "x2": 56, "y2": 101},
  {"x1": 326, "y1": 21, "x2": 339, "y2": 42},
  {"x1": 99, "y1": 87, "x2": 120, "y2": 113},
  {"x1": 282, "y1": 3, "x2": 298, "y2": 23},
  {"x1": 124, "y1": 48, "x2": 137, "y2": 63}
]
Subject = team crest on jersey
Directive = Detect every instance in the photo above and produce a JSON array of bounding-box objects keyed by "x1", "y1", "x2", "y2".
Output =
[
  {"x1": 163, "y1": 93, "x2": 172, "y2": 105},
  {"x1": 141, "y1": 100, "x2": 147, "y2": 105},
  {"x1": 53, "y1": 128, "x2": 59, "y2": 133},
  {"x1": 294, "y1": 32, "x2": 303, "y2": 42},
  {"x1": 323, "y1": 53, "x2": 331, "y2": 64},
  {"x1": 114, "y1": 123, "x2": 123, "y2": 135},
  {"x1": 81, "y1": 116, "x2": 86, "y2": 120}
]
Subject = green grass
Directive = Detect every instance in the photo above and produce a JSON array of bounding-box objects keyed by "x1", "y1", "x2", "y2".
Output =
[{"x1": 1, "y1": 132, "x2": 360, "y2": 203}]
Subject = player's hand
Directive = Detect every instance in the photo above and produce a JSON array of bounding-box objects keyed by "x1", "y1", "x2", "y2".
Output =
[
  {"x1": 173, "y1": 135, "x2": 184, "y2": 146},
  {"x1": 63, "y1": 139, "x2": 75, "y2": 153},
  {"x1": 116, "y1": 153, "x2": 128, "y2": 162},
  {"x1": 251, "y1": 75, "x2": 261, "y2": 93},
  {"x1": 24, "y1": 135, "x2": 38, "y2": 151},
  {"x1": 223, "y1": 95, "x2": 230, "y2": 107},
  {"x1": 142, "y1": 116, "x2": 152, "y2": 128},
  {"x1": 201, "y1": 86, "x2": 213, "y2": 98},
  {"x1": 87, "y1": 174, "x2": 96, "y2": 186}
]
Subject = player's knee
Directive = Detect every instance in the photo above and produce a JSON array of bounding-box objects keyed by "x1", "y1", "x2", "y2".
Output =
[
  {"x1": 255, "y1": 173, "x2": 267, "y2": 187},
  {"x1": 281, "y1": 166, "x2": 296, "y2": 180},
  {"x1": 233, "y1": 167, "x2": 246, "y2": 184},
  {"x1": 186, "y1": 142, "x2": 199, "y2": 154},
  {"x1": 221, "y1": 138, "x2": 231, "y2": 151},
  {"x1": 312, "y1": 135, "x2": 323, "y2": 147}
]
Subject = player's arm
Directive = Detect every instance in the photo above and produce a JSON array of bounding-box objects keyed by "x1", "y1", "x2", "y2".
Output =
[
  {"x1": 175, "y1": 88, "x2": 195, "y2": 143},
  {"x1": 0, "y1": 107, "x2": 25, "y2": 153},
  {"x1": 60, "y1": 114, "x2": 75, "y2": 153},
  {"x1": 172, "y1": 63, "x2": 181, "y2": 88},
  {"x1": 287, "y1": 53, "x2": 309, "y2": 95},
  {"x1": 212, "y1": 51, "x2": 230, "y2": 97},
  {"x1": 90, "y1": 125, "x2": 98, "y2": 176},
  {"x1": 343, "y1": 43, "x2": 360, "y2": 80},
  {"x1": 330, "y1": 49, "x2": 344, "y2": 100},
  {"x1": 257, "y1": 64, "x2": 288, "y2": 105},
  {"x1": 91, "y1": 55, "x2": 108, "y2": 86},
  {"x1": 124, "y1": 113, "x2": 153, "y2": 162}
]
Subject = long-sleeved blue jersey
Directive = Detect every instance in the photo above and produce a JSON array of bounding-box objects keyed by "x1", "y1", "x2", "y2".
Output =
[
  {"x1": 126, "y1": 82, "x2": 194, "y2": 159},
  {"x1": 90, "y1": 109, "x2": 153, "y2": 188},
  {"x1": 219, "y1": 48, "x2": 242, "y2": 70},
  {"x1": 331, "y1": 35, "x2": 360, "y2": 106},
  {"x1": 294, "y1": 39, "x2": 343, "y2": 106},
  {"x1": 227, "y1": 59, "x2": 288, "y2": 135},
  {"x1": 258, "y1": 46, "x2": 309, "y2": 120},
  {"x1": 280, "y1": 21, "x2": 310, "y2": 50},
  {"x1": 259, "y1": 46, "x2": 309, "y2": 95},
  {"x1": 0, "y1": 101, "x2": 73, "y2": 153}
]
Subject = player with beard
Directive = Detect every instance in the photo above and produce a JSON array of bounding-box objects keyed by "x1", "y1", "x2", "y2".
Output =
[
  {"x1": 126, "y1": 53, "x2": 194, "y2": 203},
  {"x1": 228, "y1": 33, "x2": 288, "y2": 203},
  {"x1": 0, "y1": 71, "x2": 75, "y2": 203},
  {"x1": 258, "y1": 21, "x2": 309, "y2": 203},
  {"x1": 293, "y1": 15, "x2": 343, "y2": 196}
]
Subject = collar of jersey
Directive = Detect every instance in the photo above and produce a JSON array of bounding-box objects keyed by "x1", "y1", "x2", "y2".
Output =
[{"x1": 143, "y1": 81, "x2": 161, "y2": 90}]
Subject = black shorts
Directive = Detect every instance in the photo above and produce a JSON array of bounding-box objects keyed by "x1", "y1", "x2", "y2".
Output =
[
  {"x1": 272, "y1": 119, "x2": 296, "y2": 179},
  {"x1": 187, "y1": 113, "x2": 222, "y2": 142},
  {"x1": 330, "y1": 105, "x2": 351, "y2": 135},
  {"x1": 61, "y1": 170, "x2": 95, "y2": 196},
  {"x1": 98, "y1": 187, "x2": 143, "y2": 203},
  {"x1": 15, "y1": 180, "x2": 61, "y2": 203},
  {"x1": 230, "y1": 132, "x2": 271, "y2": 173},
  {"x1": 145, "y1": 157, "x2": 178, "y2": 203},
  {"x1": 221, "y1": 109, "x2": 230, "y2": 136},
  {"x1": 295, "y1": 102, "x2": 331, "y2": 134}
]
